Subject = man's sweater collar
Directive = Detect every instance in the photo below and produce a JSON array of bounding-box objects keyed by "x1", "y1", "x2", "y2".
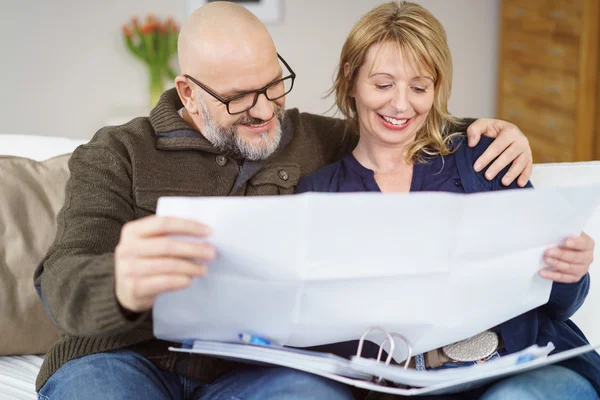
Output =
[{"x1": 149, "y1": 88, "x2": 218, "y2": 153}]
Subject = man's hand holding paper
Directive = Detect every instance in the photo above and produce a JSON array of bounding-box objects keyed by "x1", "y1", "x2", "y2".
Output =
[{"x1": 115, "y1": 216, "x2": 214, "y2": 313}]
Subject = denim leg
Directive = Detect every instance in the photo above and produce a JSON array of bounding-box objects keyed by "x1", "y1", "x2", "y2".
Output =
[
  {"x1": 193, "y1": 366, "x2": 354, "y2": 400},
  {"x1": 480, "y1": 365, "x2": 599, "y2": 400},
  {"x1": 37, "y1": 349, "x2": 183, "y2": 400}
]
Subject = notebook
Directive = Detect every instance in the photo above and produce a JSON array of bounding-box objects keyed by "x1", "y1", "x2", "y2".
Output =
[
  {"x1": 169, "y1": 327, "x2": 600, "y2": 396},
  {"x1": 171, "y1": 340, "x2": 371, "y2": 380}
]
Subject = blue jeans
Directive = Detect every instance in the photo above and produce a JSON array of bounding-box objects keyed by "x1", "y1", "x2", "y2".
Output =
[
  {"x1": 477, "y1": 365, "x2": 599, "y2": 400},
  {"x1": 368, "y1": 365, "x2": 599, "y2": 400},
  {"x1": 37, "y1": 349, "x2": 354, "y2": 400}
]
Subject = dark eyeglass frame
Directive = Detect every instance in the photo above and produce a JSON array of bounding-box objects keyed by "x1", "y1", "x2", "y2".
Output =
[{"x1": 185, "y1": 53, "x2": 296, "y2": 115}]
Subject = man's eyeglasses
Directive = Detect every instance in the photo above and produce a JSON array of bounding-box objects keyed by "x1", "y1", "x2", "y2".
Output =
[{"x1": 185, "y1": 53, "x2": 296, "y2": 115}]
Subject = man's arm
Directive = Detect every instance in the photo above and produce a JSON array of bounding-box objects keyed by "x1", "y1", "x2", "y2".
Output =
[
  {"x1": 34, "y1": 129, "x2": 215, "y2": 338},
  {"x1": 34, "y1": 132, "x2": 143, "y2": 336},
  {"x1": 297, "y1": 112, "x2": 358, "y2": 166}
]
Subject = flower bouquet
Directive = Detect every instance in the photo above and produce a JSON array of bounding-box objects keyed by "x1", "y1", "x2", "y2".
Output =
[{"x1": 122, "y1": 16, "x2": 180, "y2": 107}]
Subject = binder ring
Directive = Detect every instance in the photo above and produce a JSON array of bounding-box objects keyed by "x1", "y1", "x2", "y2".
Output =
[
  {"x1": 379, "y1": 332, "x2": 413, "y2": 370},
  {"x1": 356, "y1": 326, "x2": 395, "y2": 365}
]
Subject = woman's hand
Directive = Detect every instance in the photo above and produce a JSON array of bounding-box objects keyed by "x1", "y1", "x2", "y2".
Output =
[
  {"x1": 540, "y1": 232, "x2": 595, "y2": 283},
  {"x1": 466, "y1": 119, "x2": 533, "y2": 187}
]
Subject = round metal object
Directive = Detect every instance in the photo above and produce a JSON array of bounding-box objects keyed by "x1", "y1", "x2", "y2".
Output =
[{"x1": 442, "y1": 331, "x2": 499, "y2": 363}]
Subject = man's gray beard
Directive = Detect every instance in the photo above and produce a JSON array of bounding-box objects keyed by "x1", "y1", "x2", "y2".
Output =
[{"x1": 198, "y1": 95, "x2": 283, "y2": 161}]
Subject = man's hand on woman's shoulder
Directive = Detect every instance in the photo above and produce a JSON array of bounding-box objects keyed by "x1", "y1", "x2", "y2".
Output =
[{"x1": 466, "y1": 118, "x2": 533, "y2": 188}]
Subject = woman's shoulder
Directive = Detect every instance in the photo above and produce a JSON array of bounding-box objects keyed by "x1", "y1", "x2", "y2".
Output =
[
  {"x1": 454, "y1": 134, "x2": 495, "y2": 160},
  {"x1": 450, "y1": 134, "x2": 532, "y2": 191},
  {"x1": 448, "y1": 134, "x2": 493, "y2": 160},
  {"x1": 296, "y1": 160, "x2": 344, "y2": 194}
]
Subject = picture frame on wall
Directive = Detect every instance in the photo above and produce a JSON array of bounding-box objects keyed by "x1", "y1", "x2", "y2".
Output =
[{"x1": 186, "y1": 0, "x2": 283, "y2": 24}]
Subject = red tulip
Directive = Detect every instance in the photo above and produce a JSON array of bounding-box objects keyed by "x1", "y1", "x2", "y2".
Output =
[{"x1": 122, "y1": 25, "x2": 133, "y2": 38}]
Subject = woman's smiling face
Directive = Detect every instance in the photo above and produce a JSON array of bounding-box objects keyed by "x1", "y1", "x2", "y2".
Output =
[{"x1": 351, "y1": 41, "x2": 435, "y2": 149}]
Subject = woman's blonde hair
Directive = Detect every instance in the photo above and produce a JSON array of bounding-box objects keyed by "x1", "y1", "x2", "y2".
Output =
[{"x1": 331, "y1": 1, "x2": 460, "y2": 162}]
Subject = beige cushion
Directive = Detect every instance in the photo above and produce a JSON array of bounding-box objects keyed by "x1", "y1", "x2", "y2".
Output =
[{"x1": 0, "y1": 154, "x2": 71, "y2": 355}]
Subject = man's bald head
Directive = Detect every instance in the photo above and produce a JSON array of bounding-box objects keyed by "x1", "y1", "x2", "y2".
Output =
[
  {"x1": 178, "y1": 1, "x2": 277, "y2": 78},
  {"x1": 174, "y1": 2, "x2": 288, "y2": 162}
]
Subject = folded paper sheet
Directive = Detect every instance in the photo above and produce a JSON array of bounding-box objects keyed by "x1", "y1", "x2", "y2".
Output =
[{"x1": 154, "y1": 187, "x2": 600, "y2": 361}]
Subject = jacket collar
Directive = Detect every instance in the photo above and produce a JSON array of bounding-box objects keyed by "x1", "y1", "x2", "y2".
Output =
[{"x1": 150, "y1": 88, "x2": 220, "y2": 153}]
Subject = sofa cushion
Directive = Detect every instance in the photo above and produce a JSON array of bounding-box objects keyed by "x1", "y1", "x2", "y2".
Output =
[{"x1": 0, "y1": 155, "x2": 71, "y2": 355}]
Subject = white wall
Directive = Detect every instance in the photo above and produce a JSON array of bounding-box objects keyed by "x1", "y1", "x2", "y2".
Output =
[{"x1": 0, "y1": 0, "x2": 499, "y2": 139}]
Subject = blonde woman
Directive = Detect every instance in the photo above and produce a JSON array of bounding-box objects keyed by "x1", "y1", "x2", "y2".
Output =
[{"x1": 296, "y1": 2, "x2": 599, "y2": 399}]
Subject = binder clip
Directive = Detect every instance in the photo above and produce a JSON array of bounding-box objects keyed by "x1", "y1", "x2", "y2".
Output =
[
  {"x1": 379, "y1": 332, "x2": 413, "y2": 370},
  {"x1": 356, "y1": 327, "x2": 399, "y2": 383},
  {"x1": 355, "y1": 326, "x2": 414, "y2": 383}
]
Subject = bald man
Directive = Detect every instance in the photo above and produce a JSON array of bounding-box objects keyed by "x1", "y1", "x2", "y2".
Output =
[{"x1": 34, "y1": 2, "x2": 534, "y2": 399}]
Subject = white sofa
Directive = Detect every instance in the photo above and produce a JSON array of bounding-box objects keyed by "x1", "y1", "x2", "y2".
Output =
[{"x1": 0, "y1": 134, "x2": 598, "y2": 399}]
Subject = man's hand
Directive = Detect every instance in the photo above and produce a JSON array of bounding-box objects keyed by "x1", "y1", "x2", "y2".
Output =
[
  {"x1": 540, "y1": 232, "x2": 595, "y2": 284},
  {"x1": 466, "y1": 118, "x2": 533, "y2": 187},
  {"x1": 115, "y1": 215, "x2": 215, "y2": 313}
]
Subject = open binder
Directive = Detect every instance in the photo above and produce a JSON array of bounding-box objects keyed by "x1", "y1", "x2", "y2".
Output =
[{"x1": 169, "y1": 326, "x2": 600, "y2": 396}]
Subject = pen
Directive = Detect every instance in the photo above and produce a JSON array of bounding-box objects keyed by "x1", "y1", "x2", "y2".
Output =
[
  {"x1": 239, "y1": 333, "x2": 271, "y2": 346},
  {"x1": 516, "y1": 354, "x2": 534, "y2": 365}
]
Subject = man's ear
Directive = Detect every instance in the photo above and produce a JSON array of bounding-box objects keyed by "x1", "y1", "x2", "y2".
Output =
[
  {"x1": 343, "y1": 63, "x2": 354, "y2": 98},
  {"x1": 175, "y1": 76, "x2": 199, "y2": 115}
]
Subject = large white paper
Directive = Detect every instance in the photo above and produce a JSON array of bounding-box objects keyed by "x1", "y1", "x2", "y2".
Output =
[{"x1": 153, "y1": 186, "x2": 600, "y2": 361}]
